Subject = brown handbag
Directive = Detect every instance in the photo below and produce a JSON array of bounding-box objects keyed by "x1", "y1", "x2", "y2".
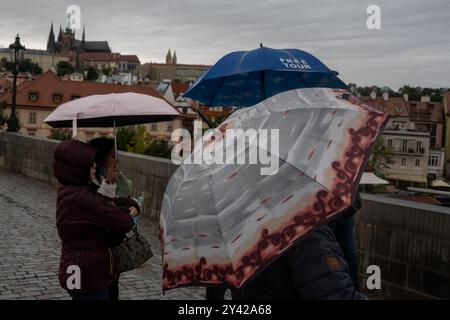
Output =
[{"x1": 117, "y1": 226, "x2": 153, "y2": 273}]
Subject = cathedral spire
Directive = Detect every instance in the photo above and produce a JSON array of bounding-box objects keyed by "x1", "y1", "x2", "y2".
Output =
[
  {"x1": 166, "y1": 49, "x2": 172, "y2": 64},
  {"x1": 58, "y1": 25, "x2": 63, "y2": 42},
  {"x1": 47, "y1": 22, "x2": 56, "y2": 52},
  {"x1": 81, "y1": 25, "x2": 85, "y2": 50},
  {"x1": 172, "y1": 50, "x2": 177, "y2": 65}
]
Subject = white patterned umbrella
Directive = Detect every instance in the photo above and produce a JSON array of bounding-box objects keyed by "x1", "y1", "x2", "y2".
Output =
[{"x1": 160, "y1": 87, "x2": 389, "y2": 290}]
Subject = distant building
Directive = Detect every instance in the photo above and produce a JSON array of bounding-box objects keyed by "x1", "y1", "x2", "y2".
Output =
[
  {"x1": 136, "y1": 50, "x2": 210, "y2": 83},
  {"x1": 443, "y1": 91, "x2": 450, "y2": 176},
  {"x1": 382, "y1": 129, "x2": 430, "y2": 188},
  {"x1": 62, "y1": 52, "x2": 140, "y2": 73},
  {"x1": 0, "y1": 48, "x2": 69, "y2": 72},
  {"x1": 362, "y1": 91, "x2": 446, "y2": 186},
  {"x1": 0, "y1": 70, "x2": 191, "y2": 142},
  {"x1": 47, "y1": 23, "x2": 111, "y2": 54}
]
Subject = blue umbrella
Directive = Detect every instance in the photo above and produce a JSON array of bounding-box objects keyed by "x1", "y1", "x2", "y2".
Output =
[{"x1": 184, "y1": 45, "x2": 347, "y2": 108}]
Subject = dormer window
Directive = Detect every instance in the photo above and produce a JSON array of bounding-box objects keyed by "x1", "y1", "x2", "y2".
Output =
[
  {"x1": 29, "y1": 92, "x2": 39, "y2": 101},
  {"x1": 53, "y1": 94, "x2": 63, "y2": 103}
]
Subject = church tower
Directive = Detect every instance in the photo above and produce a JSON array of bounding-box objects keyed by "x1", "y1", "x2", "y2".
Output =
[
  {"x1": 172, "y1": 50, "x2": 177, "y2": 65},
  {"x1": 166, "y1": 49, "x2": 172, "y2": 64},
  {"x1": 46, "y1": 22, "x2": 56, "y2": 52}
]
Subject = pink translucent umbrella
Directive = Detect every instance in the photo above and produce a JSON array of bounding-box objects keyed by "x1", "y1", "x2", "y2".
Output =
[{"x1": 44, "y1": 92, "x2": 180, "y2": 156}]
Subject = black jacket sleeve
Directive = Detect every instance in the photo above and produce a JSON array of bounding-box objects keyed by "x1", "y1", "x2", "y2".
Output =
[{"x1": 289, "y1": 226, "x2": 367, "y2": 300}]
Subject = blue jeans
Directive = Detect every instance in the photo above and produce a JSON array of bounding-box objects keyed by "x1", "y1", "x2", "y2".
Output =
[
  {"x1": 71, "y1": 289, "x2": 109, "y2": 301},
  {"x1": 329, "y1": 215, "x2": 359, "y2": 290}
]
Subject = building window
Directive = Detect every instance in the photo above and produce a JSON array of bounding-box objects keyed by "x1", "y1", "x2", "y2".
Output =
[
  {"x1": 428, "y1": 155, "x2": 439, "y2": 167},
  {"x1": 29, "y1": 92, "x2": 39, "y2": 101},
  {"x1": 167, "y1": 122, "x2": 173, "y2": 132},
  {"x1": 416, "y1": 141, "x2": 422, "y2": 153},
  {"x1": 28, "y1": 131, "x2": 35, "y2": 136},
  {"x1": 53, "y1": 94, "x2": 63, "y2": 103},
  {"x1": 430, "y1": 124, "x2": 437, "y2": 148},
  {"x1": 402, "y1": 140, "x2": 408, "y2": 152},
  {"x1": 401, "y1": 158, "x2": 406, "y2": 166},
  {"x1": 150, "y1": 123, "x2": 157, "y2": 132},
  {"x1": 415, "y1": 159, "x2": 420, "y2": 167},
  {"x1": 28, "y1": 112, "x2": 36, "y2": 124},
  {"x1": 387, "y1": 139, "x2": 393, "y2": 151}
]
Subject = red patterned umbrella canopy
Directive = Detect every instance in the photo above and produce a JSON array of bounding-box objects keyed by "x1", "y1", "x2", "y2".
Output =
[{"x1": 160, "y1": 87, "x2": 389, "y2": 290}]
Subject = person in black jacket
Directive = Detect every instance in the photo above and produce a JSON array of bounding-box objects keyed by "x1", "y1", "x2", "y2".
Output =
[
  {"x1": 329, "y1": 192, "x2": 362, "y2": 289},
  {"x1": 233, "y1": 225, "x2": 366, "y2": 300}
]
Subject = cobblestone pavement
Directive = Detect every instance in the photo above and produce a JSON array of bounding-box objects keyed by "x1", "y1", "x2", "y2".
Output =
[{"x1": 0, "y1": 168, "x2": 205, "y2": 300}]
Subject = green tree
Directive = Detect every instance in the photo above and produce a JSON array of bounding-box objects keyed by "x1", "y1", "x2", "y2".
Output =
[
  {"x1": 57, "y1": 61, "x2": 75, "y2": 76},
  {"x1": 86, "y1": 66, "x2": 99, "y2": 81},
  {"x1": 48, "y1": 128, "x2": 71, "y2": 141},
  {"x1": 368, "y1": 137, "x2": 394, "y2": 179},
  {"x1": 18, "y1": 59, "x2": 42, "y2": 75},
  {"x1": 116, "y1": 126, "x2": 136, "y2": 151},
  {"x1": 127, "y1": 125, "x2": 148, "y2": 154},
  {"x1": 1, "y1": 58, "x2": 42, "y2": 75},
  {"x1": 1, "y1": 57, "x2": 9, "y2": 71},
  {"x1": 144, "y1": 138, "x2": 172, "y2": 159},
  {"x1": 102, "y1": 67, "x2": 112, "y2": 76}
]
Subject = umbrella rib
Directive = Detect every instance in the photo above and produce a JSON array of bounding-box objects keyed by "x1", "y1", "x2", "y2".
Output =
[{"x1": 209, "y1": 76, "x2": 227, "y2": 107}]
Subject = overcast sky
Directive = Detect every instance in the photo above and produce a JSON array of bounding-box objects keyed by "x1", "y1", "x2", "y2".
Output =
[{"x1": 0, "y1": 0, "x2": 449, "y2": 89}]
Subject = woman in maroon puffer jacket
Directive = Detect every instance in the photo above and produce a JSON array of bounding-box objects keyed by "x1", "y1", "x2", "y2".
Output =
[{"x1": 53, "y1": 140, "x2": 138, "y2": 300}]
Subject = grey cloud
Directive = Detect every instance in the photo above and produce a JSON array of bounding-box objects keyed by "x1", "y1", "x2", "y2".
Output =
[{"x1": 0, "y1": 0, "x2": 449, "y2": 89}]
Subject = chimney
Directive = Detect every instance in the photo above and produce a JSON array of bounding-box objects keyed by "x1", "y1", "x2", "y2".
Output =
[
  {"x1": 421, "y1": 96, "x2": 430, "y2": 102},
  {"x1": 370, "y1": 90, "x2": 376, "y2": 100},
  {"x1": 403, "y1": 93, "x2": 408, "y2": 102},
  {"x1": 382, "y1": 91, "x2": 389, "y2": 101}
]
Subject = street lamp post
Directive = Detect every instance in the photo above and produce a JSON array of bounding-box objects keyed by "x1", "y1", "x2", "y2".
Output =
[{"x1": 6, "y1": 34, "x2": 25, "y2": 132}]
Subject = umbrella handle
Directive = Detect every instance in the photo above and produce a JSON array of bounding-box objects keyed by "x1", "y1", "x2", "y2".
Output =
[
  {"x1": 113, "y1": 117, "x2": 118, "y2": 161},
  {"x1": 72, "y1": 118, "x2": 78, "y2": 140}
]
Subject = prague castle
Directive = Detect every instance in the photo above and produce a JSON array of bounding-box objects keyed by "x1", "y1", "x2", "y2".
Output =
[{"x1": 46, "y1": 22, "x2": 111, "y2": 54}]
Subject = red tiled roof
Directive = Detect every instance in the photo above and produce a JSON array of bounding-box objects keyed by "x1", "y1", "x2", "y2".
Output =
[
  {"x1": 0, "y1": 79, "x2": 11, "y2": 91},
  {"x1": 409, "y1": 100, "x2": 444, "y2": 122},
  {"x1": 119, "y1": 55, "x2": 140, "y2": 63},
  {"x1": 2, "y1": 70, "x2": 166, "y2": 109},
  {"x1": 63, "y1": 52, "x2": 140, "y2": 63},
  {"x1": 361, "y1": 97, "x2": 410, "y2": 117},
  {"x1": 145, "y1": 80, "x2": 159, "y2": 91},
  {"x1": 171, "y1": 82, "x2": 190, "y2": 97}
]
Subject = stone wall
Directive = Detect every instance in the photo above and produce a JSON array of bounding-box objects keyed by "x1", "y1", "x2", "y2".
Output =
[
  {"x1": 0, "y1": 132, "x2": 178, "y2": 218},
  {"x1": 357, "y1": 194, "x2": 450, "y2": 299},
  {"x1": 1, "y1": 132, "x2": 449, "y2": 299}
]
